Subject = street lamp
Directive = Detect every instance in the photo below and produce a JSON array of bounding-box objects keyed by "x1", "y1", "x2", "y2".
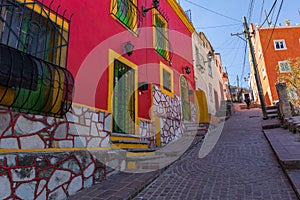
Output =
[{"x1": 142, "y1": 0, "x2": 160, "y2": 16}]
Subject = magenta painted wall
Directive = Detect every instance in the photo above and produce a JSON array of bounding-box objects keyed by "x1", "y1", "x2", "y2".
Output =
[{"x1": 40, "y1": 0, "x2": 194, "y2": 119}]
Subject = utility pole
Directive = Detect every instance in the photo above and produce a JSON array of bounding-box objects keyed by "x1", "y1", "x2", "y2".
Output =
[
  {"x1": 237, "y1": 75, "x2": 240, "y2": 102},
  {"x1": 243, "y1": 16, "x2": 268, "y2": 119}
]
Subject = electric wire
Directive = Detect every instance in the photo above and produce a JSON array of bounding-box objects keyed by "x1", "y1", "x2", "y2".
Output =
[
  {"x1": 195, "y1": 23, "x2": 241, "y2": 30},
  {"x1": 263, "y1": 0, "x2": 284, "y2": 54},
  {"x1": 270, "y1": 3, "x2": 277, "y2": 23},
  {"x1": 259, "y1": 0, "x2": 265, "y2": 24},
  {"x1": 228, "y1": 39, "x2": 242, "y2": 69},
  {"x1": 258, "y1": 0, "x2": 278, "y2": 29},
  {"x1": 247, "y1": 0, "x2": 255, "y2": 22},
  {"x1": 183, "y1": 0, "x2": 242, "y2": 23}
]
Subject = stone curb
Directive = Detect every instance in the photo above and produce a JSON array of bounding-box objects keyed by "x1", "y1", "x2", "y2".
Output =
[{"x1": 263, "y1": 128, "x2": 300, "y2": 200}]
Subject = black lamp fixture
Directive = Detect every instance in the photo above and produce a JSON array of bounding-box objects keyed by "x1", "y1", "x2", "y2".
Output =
[
  {"x1": 142, "y1": 0, "x2": 160, "y2": 17},
  {"x1": 183, "y1": 66, "x2": 191, "y2": 74},
  {"x1": 204, "y1": 51, "x2": 213, "y2": 63},
  {"x1": 124, "y1": 41, "x2": 134, "y2": 56},
  {"x1": 207, "y1": 51, "x2": 213, "y2": 59}
]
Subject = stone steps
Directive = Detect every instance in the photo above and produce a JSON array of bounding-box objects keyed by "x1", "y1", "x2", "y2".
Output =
[
  {"x1": 184, "y1": 122, "x2": 209, "y2": 135},
  {"x1": 111, "y1": 124, "x2": 206, "y2": 171},
  {"x1": 285, "y1": 116, "x2": 300, "y2": 133},
  {"x1": 110, "y1": 133, "x2": 141, "y2": 141},
  {"x1": 266, "y1": 106, "x2": 279, "y2": 119},
  {"x1": 110, "y1": 133, "x2": 150, "y2": 148}
]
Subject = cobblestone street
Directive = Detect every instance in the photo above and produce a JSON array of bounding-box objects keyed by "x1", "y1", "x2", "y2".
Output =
[{"x1": 135, "y1": 109, "x2": 298, "y2": 200}]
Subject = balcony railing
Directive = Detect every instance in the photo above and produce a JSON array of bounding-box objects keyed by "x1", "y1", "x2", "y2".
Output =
[{"x1": 0, "y1": 0, "x2": 74, "y2": 117}]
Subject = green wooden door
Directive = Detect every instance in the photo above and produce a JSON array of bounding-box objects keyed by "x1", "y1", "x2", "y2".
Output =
[
  {"x1": 113, "y1": 59, "x2": 135, "y2": 134},
  {"x1": 180, "y1": 76, "x2": 191, "y2": 121}
]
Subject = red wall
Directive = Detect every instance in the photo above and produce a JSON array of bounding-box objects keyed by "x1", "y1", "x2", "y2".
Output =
[
  {"x1": 41, "y1": 0, "x2": 194, "y2": 119},
  {"x1": 258, "y1": 26, "x2": 300, "y2": 103}
]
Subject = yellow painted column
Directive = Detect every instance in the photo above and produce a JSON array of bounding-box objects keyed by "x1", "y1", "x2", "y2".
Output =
[{"x1": 194, "y1": 90, "x2": 209, "y2": 123}]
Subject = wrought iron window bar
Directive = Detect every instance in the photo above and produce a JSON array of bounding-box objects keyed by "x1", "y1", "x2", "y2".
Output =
[
  {"x1": 110, "y1": 0, "x2": 142, "y2": 35},
  {"x1": 0, "y1": 0, "x2": 72, "y2": 67},
  {"x1": 0, "y1": 0, "x2": 74, "y2": 117},
  {"x1": 154, "y1": 26, "x2": 173, "y2": 62},
  {"x1": 0, "y1": 43, "x2": 74, "y2": 117}
]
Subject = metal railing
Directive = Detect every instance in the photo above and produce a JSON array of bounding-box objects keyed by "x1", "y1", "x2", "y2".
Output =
[
  {"x1": 110, "y1": 0, "x2": 141, "y2": 34},
  {"x1": 0, "y1": 43, "x2": 74, "y2": 117},
  {"x1": 0, "y1": 0, "x2": 74, "y2": 117},
  {"x1": 0, "y1": 0, "x2": 71, "y2": 67},
  {"x1": 155, "y1": 27, "x2": 173, "y2": 62}
]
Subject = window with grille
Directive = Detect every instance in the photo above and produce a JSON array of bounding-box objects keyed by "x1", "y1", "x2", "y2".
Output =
[
  {"x1": 153, "y1": 10, "x2": 170, "y2": 61},
  {"x1": 274, "y1": 40, "x2": 287, "y2": 50},
  {"x1": 110, "y1": 0, "x2": 140, "y2": 35},
  {"x1": 0, "y1": 0, "x2": 73, "y2": 117},
  {"x1": 208, "y1": 62, "x2": 213, "y2": 77},
  {"x1": 278, "y1": 61, "x2": 291, "y2": 73},
  {"x1": 160, "y1": 63, "x2": 174, "y2": 97},
  {"x1": 0, "y1": 1, "x2": 69, "y2": 67}
]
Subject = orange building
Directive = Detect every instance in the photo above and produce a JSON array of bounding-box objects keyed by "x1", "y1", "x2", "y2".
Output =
[{"x1": 250, "y1": 23, "x2": 300, "y2": 105}]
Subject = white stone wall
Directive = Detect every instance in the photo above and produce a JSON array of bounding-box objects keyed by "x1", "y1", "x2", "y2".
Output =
[{"x1": 0, "y1": 105, "x2": 112, "y2": 150}]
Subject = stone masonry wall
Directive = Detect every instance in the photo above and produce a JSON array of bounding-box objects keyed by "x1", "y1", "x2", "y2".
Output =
[
  {"x1": 0, "y1": 105, "x2": 125, "y2": 199},
  {"x1": 0, "y1": 105, "x2": 112, "y2": 150},
  {"x1": 0, "y1": 150, "x2": 125, "y2": 199},
  {"x1": 152, "y1": 85, "x2": 196, "y2": 146},
  {"x1": 0, "y1": 86, "x2": 196, "y2": 199}
]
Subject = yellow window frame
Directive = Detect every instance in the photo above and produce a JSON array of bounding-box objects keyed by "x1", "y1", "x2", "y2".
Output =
[
  {"x1": 110, "y1": 0, "x2": 138, "y2": 35},
  {"x1": 160, "y1": 62, "x2": 174, "y2": 98},
  {"x1": 15, "y1": 0, "x2": 70, "y2": 67},
  {"x1": 17, "y1": 0, "x2": 69, "y2": 31},
  {"x1": 152, "y1": 9, "x2": 170, "y2": 61}
]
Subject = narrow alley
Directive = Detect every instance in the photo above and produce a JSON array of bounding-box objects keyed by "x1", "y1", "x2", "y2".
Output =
[{"x1": 134, "y1": 108, "x2": 298, "y2": 200}]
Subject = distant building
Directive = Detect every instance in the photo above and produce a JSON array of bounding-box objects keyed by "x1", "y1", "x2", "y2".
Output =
[
  {"x1": 192, "y1": 32, "x2": 226, "y2": 119},
  {"x1": 228, "y1": 85, "x2": 253, "y2": 103},
  {"x1": 249, "y1": 23, "x2": 300, "y2": 105}
]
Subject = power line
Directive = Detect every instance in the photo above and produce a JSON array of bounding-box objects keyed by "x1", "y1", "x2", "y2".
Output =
[
  {"x1": 270, "y1": 2, "x2": 277, "y2": 22},
  {"x1": 183, "y1": 0, "x2": 242, "y2": 23},
  {"x1": 263, "y1": 0, "x2": 284, "y2": 54},
  {"x1": 259, "y1": 0, "x2": 265, "y2": 24},
  {"x1": 195, "y1": 23, "x2": 241, "y2": 30},
  {"x1": 228, "y1": 39, "x2": 243, "y2": 68},
  {"x1": 247, "y1": 0, "x2": 255, "y2": 22},
  {"x1": 216, "y1": 47, "x2": 245, "y2": 50},
  {"x1": 258, "y1": 0, "x2": 278, "y2": 29}
]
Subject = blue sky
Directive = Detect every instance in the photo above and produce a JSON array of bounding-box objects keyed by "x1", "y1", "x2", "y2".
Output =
[{"x1": 178, "y1": 0, "x2": 299, "y2": 88}]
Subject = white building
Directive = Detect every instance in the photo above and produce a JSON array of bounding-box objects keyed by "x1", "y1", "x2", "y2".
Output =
[{"x1": 192, "y1": 32, "x2": 225, "y2": 116}]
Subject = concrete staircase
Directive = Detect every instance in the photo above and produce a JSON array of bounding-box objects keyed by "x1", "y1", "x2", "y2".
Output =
[
  {"x1": 284, "y1": 116, "x2": 300, "y2": 134},
  {"x1": 266, "y1": 106, "x2": 279, "y2": 119},
  {"x1": 110, "y1": 122, "x2": 208, "y2": 172},
  {"x1": 110, "y1": 133, "x2": 158, "y2": 171},
  {"x1": 183, "y1": 122, "x2": 209, "y2": 136}
]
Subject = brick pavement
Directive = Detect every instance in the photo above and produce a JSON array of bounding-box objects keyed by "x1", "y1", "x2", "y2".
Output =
[
  {"x1": 69, "y1": 135, "x2": 204, "y2": 200},
  {"x1": 134, "y1": 109, "x2": 298, "y2": 200}
]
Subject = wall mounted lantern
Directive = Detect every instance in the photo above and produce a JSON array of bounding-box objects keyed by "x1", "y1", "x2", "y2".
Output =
[
  {"x1": 207, "y1": 51, "x2": 213, "y2": 59},
  {"x1": 204, "y1": 51, "x2": 213, "y2": 63},
  {"x1": 124, "y1": 41, "x2": 134, "y2": 56},
  {"x1": 142, "y1": 0, "x2": 160, "y2": 16},
  {"x1": 183, "y1": 66, "x2": 191, "y2": 74}
]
